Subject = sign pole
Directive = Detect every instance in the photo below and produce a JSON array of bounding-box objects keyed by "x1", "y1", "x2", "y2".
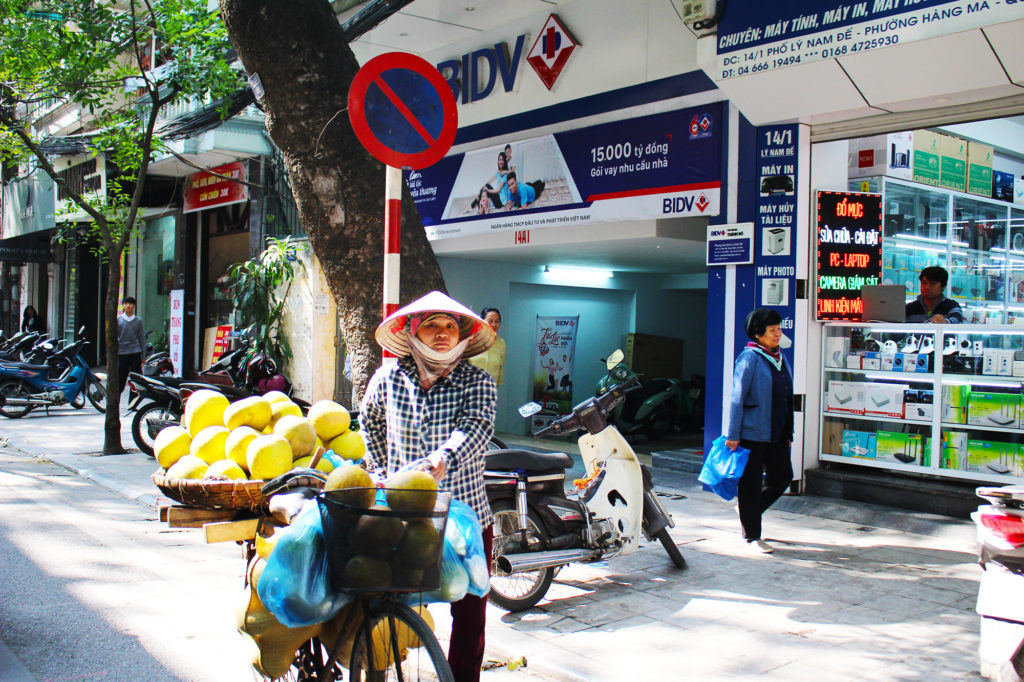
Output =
[{"x1": 382, "y1": 165, "x2": 403, "y2": 363}]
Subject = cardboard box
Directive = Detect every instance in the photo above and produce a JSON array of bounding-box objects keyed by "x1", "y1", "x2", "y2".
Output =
[
  {"x1": 940, "y1": 135, "x2": 968, "y2": 192},
  {"x1": 967, "y1": 141, "x2": 994, "y2": 196},
  {"x1": 881, "y1": 353, "x2": 895, "y2": 371},
  {"x1": 841, "y1": 430, "x2": 876, "y2": 459},
  {"x1": 862, "y1": 356, "x2": 881, "y2": 370},
  {"x1": 942, "y1": 384, "x2": 969, "y2": 424},
  {"x1": 967, "y1": 392, "x2": 1020, "y2": 429},
  {"x1": 876, "y1": 430, "x2": 924, "y2": 465},
  {"x1": 624, "y1": 333, "x2": 683, "y2": 379},
  {"x1": 904, "y1": 389, "x2": 933, "y2": 422},
  {"x1": 824, "y1": 336, "x2": 850, "y2": 368},
  {"x1": 941, "y1": 431, "x2": 967, "y2": 470},
  {"x1": 826, "y1": 380, "x2": 864, "y2": 415},
  {"x1": 902, "y1": 353, "x2": 918, "y2": 373},
  {"x1": 912, "y1": 129, "x2": 943, "y2": 187},
  {"x1": 863, "y1": 382, "x2": 908, "y2": 419},
  {"x1": 848, "y1": 132, "x2": 913, "y2": 181},
  {"x1": 846, "y1": 354, "x2": 862, "y2": 370},
  {"x1": 1016, "y1": 177, "x2": 1024, "y2": 207},
  {"x1": 994, "y1": 170, "x2": 1016, "y2": 203},
  {"x1": 967, "y1": 439, "x2": 1018, "y2": 475}
]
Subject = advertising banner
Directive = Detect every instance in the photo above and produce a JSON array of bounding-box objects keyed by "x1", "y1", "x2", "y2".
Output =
[
  {"x1": 533, "y1": 316, "x2": 579, "y2": 415},
  {"x1": 183, "y1": 162, "x2": 248, "y2": 214},
  {"x1": 755, "y1": 124, "x2": 799, "y2": 366},
  {"x1": 169, "y1": 289, "x2": 184, "y2": 376},
  {"x1": 715, "y1": 0, "x2": 1024, "y2": 80},
  {"x1": 707, "y1": 223, "x2": 754, "y2": 265},
  {"x1": 411, "y1": 102, "x2": 725, "y2": 240}
]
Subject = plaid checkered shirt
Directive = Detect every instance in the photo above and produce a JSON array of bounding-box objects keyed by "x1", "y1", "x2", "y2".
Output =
[{"x1": 360, "y1": 357, "x2": 496, "y2": 527}]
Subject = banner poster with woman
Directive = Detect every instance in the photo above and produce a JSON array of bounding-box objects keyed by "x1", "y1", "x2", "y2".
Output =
[{"x1": 533, "y1": 316, "x2": 579, "y2": 414}]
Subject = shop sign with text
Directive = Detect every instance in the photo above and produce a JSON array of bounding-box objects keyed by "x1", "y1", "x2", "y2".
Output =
[
  {"x1": 412, "y1": 102, "x2": 723, "y2": 240},
  {"x1": 183, "y1": 161, "x2": 248, "y2": 214},
  {"x1": 716, "y1": 0, "x2": 1024, "y2": 80},
  {"x1": 815, "y1": 190, "x2": 883, "y2": 320}
]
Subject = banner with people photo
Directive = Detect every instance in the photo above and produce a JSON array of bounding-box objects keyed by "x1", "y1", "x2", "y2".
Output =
[
  {"x1": 408, "y1": 101, "x2": 725, "y2": 240},
  {"x1": 533, "y1": 316, "x2": 579, "y2": 414}
]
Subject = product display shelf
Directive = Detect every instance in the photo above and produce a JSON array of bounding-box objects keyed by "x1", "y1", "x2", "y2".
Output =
[{"x1": 820, "y1": 322, "x2": 1024, "y2": 484}]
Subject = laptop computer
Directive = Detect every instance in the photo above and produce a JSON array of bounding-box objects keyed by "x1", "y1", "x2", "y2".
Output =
[{"x1": 860, "y1": 284, "x2": 907, "y2": 322}]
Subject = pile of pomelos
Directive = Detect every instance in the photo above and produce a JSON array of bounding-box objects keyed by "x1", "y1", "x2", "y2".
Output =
[{"x1": 154, "y1": 389, "x2": 366, "y2": 482}]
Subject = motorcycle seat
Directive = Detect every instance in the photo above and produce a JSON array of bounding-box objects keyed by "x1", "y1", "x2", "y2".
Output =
[
  {"x1": 0, "y1": 361, "x2": 51, "y2": 372},
  {"x1": 485, "y1": 448, "x2": 574, "y2": 473}
]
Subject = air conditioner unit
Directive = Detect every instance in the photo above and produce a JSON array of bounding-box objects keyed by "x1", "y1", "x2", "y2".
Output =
[{"x1": 676, "y1": 0, "x2": 716, "y2": 24}]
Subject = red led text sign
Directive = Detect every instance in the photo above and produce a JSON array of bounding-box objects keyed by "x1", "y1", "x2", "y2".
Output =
[{"x1": 815, "y1": 190, "x2": 882, "y2": 320}]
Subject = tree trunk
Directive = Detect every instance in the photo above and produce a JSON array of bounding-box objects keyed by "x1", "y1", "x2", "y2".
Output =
[
  {"x1": 219, "y1": 0, "x2": 446, "y2": 403},
  {"x1": 104, "y1": 248, "x2": 125, "y2": 454}
]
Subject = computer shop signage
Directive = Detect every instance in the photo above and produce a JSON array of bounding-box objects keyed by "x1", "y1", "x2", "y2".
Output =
[
  {"x1": 815, "y1": 190, "x2": 883, "y2": 321},
  {"x1": 410, "y1": 102, "x2": 723, "y2": 240},
  {"x1": 715, "y1": 0, "x2": 1023, "y2": 81}
]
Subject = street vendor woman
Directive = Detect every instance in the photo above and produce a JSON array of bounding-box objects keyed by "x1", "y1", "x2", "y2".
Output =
[{"x1": 360, "y1": 291, "x2": 497, "y2": 682}]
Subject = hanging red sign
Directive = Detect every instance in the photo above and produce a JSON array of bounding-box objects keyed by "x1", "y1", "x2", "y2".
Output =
[{"x1": 183, "y1": 161, "x2": 248, "y2": 214}]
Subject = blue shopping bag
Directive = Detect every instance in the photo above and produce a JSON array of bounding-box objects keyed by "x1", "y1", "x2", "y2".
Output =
[{"x1": 697, "y1": 436, "x2": 750, "y2": 501}]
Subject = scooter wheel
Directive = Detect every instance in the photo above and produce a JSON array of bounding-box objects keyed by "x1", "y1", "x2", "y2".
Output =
[
  {"x1": 132, "y1": 403, "x2": 182, "y2": 457},
  {"x1": 0, "y1": 381, "x2": 33, "y2": 419},
  {"x1": 489, "y1": 500, "x2": 554, "y2": 612}
]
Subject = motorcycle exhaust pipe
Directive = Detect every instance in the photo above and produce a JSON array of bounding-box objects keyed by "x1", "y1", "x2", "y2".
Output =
[
  {"x1": 497, "y1": 548, "x2": 600, "y2": 574},
  {"x1": 2, "y1": 398, "x2": 59, "y2": 406}
]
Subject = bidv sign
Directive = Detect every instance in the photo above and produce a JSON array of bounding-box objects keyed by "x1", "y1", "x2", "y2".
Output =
[{"x1": 437, "y1": 14, "x2": 579, "y2": 104}]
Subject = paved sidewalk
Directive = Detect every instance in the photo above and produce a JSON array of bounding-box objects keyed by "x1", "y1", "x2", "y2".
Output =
[{"x1": 0, "y1": 408, "x2": 986, "y2": 680}]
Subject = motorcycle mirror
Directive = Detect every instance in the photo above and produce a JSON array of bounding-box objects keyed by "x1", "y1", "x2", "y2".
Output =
[
  {"x1": 606, "y1": 349, "x2": 625, "y2": 371},
  {"x1": 518, "y1": 402, "x2": 543, "y2": 418}
]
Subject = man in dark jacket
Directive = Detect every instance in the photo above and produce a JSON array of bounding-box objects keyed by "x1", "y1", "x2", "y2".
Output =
[{"x1": 905, "y1": 266, "x2": 964, "y2": 324}]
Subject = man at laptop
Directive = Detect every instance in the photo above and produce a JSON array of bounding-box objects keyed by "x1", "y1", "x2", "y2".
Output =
[{"x1": 905, "y1": 266, "x2": 964, "y2": 324}]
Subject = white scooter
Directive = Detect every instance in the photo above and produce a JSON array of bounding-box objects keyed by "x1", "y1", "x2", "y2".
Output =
[{"x1": 485, "y1": 354, "x2": 686, "y2": 612}]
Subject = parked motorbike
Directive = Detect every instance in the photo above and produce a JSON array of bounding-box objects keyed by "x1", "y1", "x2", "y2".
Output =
[
  {"x1": 974, "y1": 484, "x2": 1024, "y2": 680},
  {"x1": 0, "y1": 327, "x2": 106, "y2": 417},
  {"x1": 485, "y1": 377, "x2": 686, "y2": 612},
  {"x1": 595, "y1": 349, "x2": 684, "y2": 439}
]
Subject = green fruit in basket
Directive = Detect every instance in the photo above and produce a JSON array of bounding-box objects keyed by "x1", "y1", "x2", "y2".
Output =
[
  {"x1": 324, "y1": 466, "x2": 375, "y2": 508},
  {"x1": 328, "y1": 429, "x2": 366, "y2": 461},
  {"x1": 247, "y1": 434, "x2": 293, "y2": 480},
  {"x1": 350, "y1": 506, "x2": 405, "y2": 557},
  {"x1": 204, "y1": 459, "x2": 247, "y2": 480},
  {"x1": 343, "y1": 555, "x2": 392, "y2": 589},
  {"x1": 385, "y1": 470, "x2": 438, "y2": 512},
  {"x1": 393, "y1": 565, "x2": 426, "y2": 588},
  {"x1": 165, "y1": 454, "x2": 209, "y2": 479},
  {"x1": 190, "y1": 425, "x2": 230, "y2": 465},
  {"x1": 154, "y1": 426, "x2": 191, "y2": 469},
  {"x1": 396, "y1": 521, "x2": 441, "y2": 569}
]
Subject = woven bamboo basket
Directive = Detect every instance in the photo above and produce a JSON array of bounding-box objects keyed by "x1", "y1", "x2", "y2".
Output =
[{"x1": 152, "y1": 469, "x2": 268, "y2": 511}]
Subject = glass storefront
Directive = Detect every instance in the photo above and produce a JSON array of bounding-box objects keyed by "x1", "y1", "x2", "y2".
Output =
[{"x1": 137, "y1": 215, "x2": 177, "y2": 352}]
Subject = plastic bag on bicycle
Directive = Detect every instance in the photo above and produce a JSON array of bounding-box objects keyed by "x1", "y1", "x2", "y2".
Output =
[
  {"x1": 404, "y1": 499, "x2": 489, "y2": 604},
  {"x1": 258, "y1": 501, "x2": 353, "y2": 627}
]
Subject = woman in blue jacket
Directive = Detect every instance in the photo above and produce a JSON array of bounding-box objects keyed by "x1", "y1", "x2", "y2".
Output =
[{"x1": 725, "y1": 308, "x2": 794, "y2": 553}]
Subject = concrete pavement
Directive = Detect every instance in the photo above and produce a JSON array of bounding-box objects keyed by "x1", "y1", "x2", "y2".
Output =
[{"x1": 0, "y1": 403, "x2": 986, "y2": 680}]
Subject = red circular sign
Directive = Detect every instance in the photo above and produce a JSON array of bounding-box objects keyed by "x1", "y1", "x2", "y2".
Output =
[{"x1": 348, "y1": 52, "x2": 458, "y2": 170}]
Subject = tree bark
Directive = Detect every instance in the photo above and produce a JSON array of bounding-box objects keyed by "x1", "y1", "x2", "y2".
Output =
[
  {"x1": 219, "y1": 0, "x2": 446, "y2": 403},
  {"x1": 104, "y1": 246, "x2": 125, "y2": 454}
]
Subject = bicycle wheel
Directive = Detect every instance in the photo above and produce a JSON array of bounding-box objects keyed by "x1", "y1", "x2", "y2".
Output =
[
  {"x1": 131, "y1": 403, "x2": 181, "y2": 457},
  {"x1": 70, "y1": 391, "x2": 86, "y2": 409},
  {"x1": 349, "y1": 601, "x2": 453, "y2": 682},
  {"x1": 86, "y1": 378, "x2": 106, "y2": 413},
  {"x1": 489, "y1": 499, "x2": 554, "y2": 612},
  {"x1": 0, "y1": 381, "x2": 34, "y2": 418}
]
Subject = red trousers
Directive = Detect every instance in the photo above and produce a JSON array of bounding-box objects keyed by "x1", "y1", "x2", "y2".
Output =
[{"x1": 447, "y1": 524, "x2": 493, "y2": 682}]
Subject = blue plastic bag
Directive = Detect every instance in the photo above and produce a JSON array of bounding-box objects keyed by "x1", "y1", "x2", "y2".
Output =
[
  {"x1": 258, "y1": 500, "x2": 352, "y2": 627},
  {"x1": 403, "y1": 499, "x2": 489, "y2": 604},
  {"x1": 697, "y1": 436, "x2": 750, "y2": 501}
]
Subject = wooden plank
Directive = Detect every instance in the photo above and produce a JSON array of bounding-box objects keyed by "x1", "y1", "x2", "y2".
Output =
[
  {"x1": 204, "y1": 518, "x2": 260, "y2": 544},
  {"x1": 166, "y1": 506, "x2": 247, "y2": 528},
  {"x1": 159, "y1": 505, "x2": 171, "y2": 522}
]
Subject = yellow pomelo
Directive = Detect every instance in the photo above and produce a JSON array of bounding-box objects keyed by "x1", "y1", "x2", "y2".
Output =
[
  {"x1": 204, "y1": 459, "x2": 247, "y2": 480},
  {"x1": 262, "y1": 390, "x2": 291, "y2": 404},
  {"x1": 397, "y1": 605, "x2": 433, "y2": 650},
  {"x1": 165, "y1": 454, "x2": 209, "y2": 479},
  {"x1": 223, "y1": 396, "x2": 273, "y2": 431},
  {"x1": 274, "y1": 415, "x2": 317, "y2": 458},
  {"x1": 189, "y1": 425, "x2": 230, "y2": 465},
  {"x1": 225, "y1": 426, "x2": 260, "y2": 473},
  {"x1": 184, "y1": 389, "x2": 230, "y2": 436},
  {"x1": 385, "y1": 470, "x2": 438, "y2": 512},
  {"x1": 247, "y1": 434, "x2": 293, "y2": 480},
  {"x1": 154, "y1": 425, "x2": 192, "y2": 469},
  {"x1": 307, "y1": 400, "x2": 351, "y2": 442},
  {"x1": 328, "y1": 430, "x2": 366, "y2": 461},
  {"x1": 324, "y1": 465, "x2": 375, "y2": 508},
  {"x1": 293, "y1": 455, "x2": 334, "y2": 473},
  {"x1": 270, "y1": 401, "x2": 302, "y2": 426}
]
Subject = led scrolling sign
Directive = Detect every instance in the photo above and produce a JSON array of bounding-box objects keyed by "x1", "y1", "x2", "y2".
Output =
[{"x1": 815, "y1": 190, "x2": 883, "y2": 321}]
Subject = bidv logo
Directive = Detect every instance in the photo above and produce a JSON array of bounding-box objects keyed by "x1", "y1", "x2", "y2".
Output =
[
  {"x1": 555, "y1": 319, "x2": 575, "y2": 326},
  {"x1": 437, "y1": 14, "x2": 579, "y2": 103},
  {"x1": 689, "y1": 113, "x2": 714, "y2": 139},
  {"x1": 709, "y1": 229, "x2": 727, "y2": 237},
  {"x1": 663, "y1": 193, "x2": 712, "y2": 214}
]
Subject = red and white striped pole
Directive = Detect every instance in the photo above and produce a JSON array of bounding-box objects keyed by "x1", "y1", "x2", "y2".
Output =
[{"x1": 382, "y1": 164, "x2": 403, "y2": 363}]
